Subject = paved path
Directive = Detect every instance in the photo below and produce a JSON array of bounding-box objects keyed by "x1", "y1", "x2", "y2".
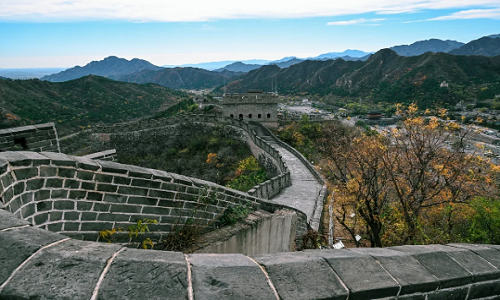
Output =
[{"x1": 251, "y1": 124, "x2": 323, "y2": 223}]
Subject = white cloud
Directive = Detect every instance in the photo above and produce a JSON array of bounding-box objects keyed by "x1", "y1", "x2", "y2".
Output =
[
  {"x1": 1, "y1": 0, "x2": 500, "y2": 22},
  {"x1": 327, "y1": 18, "x2": 385, "y2": 25},
  {"x1": 428, "y1": 8, "x2": 500, "y2": 20}
]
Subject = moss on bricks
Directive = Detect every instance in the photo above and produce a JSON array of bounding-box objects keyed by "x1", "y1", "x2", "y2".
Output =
[
  {"x1": 13, "y1": 168, "x2": 38, "y2": 180},
  {"x1": 36, "y1": 201, "x2": 53, "y2": 212},
  {"x1": 97, "y1": 184, "x2": 118, "y2": 193},
  {"x1": 54, "y1": 200, "x2": 75, "y2": 210},
  {"x1": 45, "y1": 178, "x2": 63, "y2": 188},
  {"x1": 64, "y1": 180, "x2": 81, "y2": 189},
  {"x1": 51, "y1": 189, "x2": 68, "y2": 199},
  {"x1": 57, "y1": 168, "x2": 76, "y2": 178}
]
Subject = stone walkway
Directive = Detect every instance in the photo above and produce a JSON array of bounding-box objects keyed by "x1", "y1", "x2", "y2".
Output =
[{"x1": 251, "y1": 124, "x2": 323, "y2": 224}]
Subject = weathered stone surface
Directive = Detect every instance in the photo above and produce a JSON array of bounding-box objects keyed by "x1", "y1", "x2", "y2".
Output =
[
  {"x1": 427, "y1": 244, "x2": 500, "y2": 282},
  {"x1": 390, "y1": 245, "x2": 473, "y2": 288},
  {"x1": 98, "y1": 248, "x2": 188, "y2": 300},
  {"x1": 448, "y1": 244, "x2": 500, "y2": 270},
  {"x1": 305, "y1": 249, "x2": 400, "y2": 300},
  {"x1": 1, "y1": 239, "x2": 121, "y2": 300},
  {"x1": 0, "y1": 226, "x2": 65, "y2": 286},
  {"x1": 0, "y1": 209, "x2": 29, "y2": 230},
  {"x1": 189, "y1": 253, "x2": 275, "y2": 300},
  {"x1": 254, "y1": 252, "x2": 348, "y2": 300},
  {"x1": 349, "y1": 248, "x2": 438, "y2": 295}
]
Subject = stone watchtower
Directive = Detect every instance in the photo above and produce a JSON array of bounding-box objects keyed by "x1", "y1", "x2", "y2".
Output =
[{"x1": 221, "y1": 90, "x2": 279, "y2": 128}]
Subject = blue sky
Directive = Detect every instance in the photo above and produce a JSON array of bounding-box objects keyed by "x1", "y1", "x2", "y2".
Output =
[{"x1": 1, "y1": 0, "x2": 500, "y2": 68}]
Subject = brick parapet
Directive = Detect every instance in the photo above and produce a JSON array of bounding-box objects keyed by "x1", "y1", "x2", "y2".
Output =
[
  {"x1": 0, "y1": 122, "x2": 60, "y2": 153},
  {"x1": 0, "y1": 151, "x2": 306, "y2": 243}
]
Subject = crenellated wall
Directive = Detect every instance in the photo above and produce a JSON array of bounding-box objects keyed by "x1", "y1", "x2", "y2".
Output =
[
  {"x1": 0, "y1": 151, "x2": 307, "y2": 244},
  {"x1": 0, "y1": 122, "x2": 60, "y2": 153}
]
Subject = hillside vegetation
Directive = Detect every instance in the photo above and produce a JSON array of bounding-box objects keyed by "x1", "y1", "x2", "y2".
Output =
[
  {"x1": 219, "y1": 49, "x2": 500, "y2": 108},
  {"x1": 0, "y1": 75, "x2": 189, "y2": 134}
]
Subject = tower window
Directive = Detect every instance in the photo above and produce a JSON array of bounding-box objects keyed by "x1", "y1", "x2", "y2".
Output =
[
  {"x1": 249, "y1": 114, "x2": 252, "y2": 119},
  {"x1": 267, "y1": 113, "x2": 271, "y2": 118},
  {"x1": 258, "y1": 114, "x2": 262, "y2": 118},
  {"x1": 239, "y1": 114, "x2": 243, "y2": 120},
  {"x1": 230, "y1": 114, "x2": 234, "y2": 118}
]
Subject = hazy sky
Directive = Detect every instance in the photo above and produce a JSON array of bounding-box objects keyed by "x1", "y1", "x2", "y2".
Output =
[{"x1": 1, "y1": 0, "x2": 500, "y2": 68}]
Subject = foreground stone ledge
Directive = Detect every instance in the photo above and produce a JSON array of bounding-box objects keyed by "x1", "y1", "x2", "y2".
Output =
[
  {"x1": 188, "y1": 253, "x2": 276, "y2": 300},
  {"x1": 0, "y1": 239, "x2": 121, "y2": 300},
  {"x1": 98, "y1": 248, "x2": 188, "y2": 300}
]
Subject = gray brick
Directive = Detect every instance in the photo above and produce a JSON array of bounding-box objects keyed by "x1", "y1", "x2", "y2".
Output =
[
  {"x1": 13, "y1": 168, "x2": 38, "y2": 180},
  {"x1": 113, "y1": 176, "x2": 131, "y2": 185},
  {"x1": 158, "y1": 199, "x2": 184, "y2": 208},
  {"x1": 36, "y1": 201, "x2": 53, "y2": 212},
  {"x1": 40, "y1": 152, "x2": 76, "y2": 166},
  {"x1": 13, "y1": 182, "x2": 25, "y2": 195},
  {"x1": 76, "y1": 170, "x2": 94, "y2": 181},
  {"x1": 80, "y1": 222, "x2": 109, "y2": 231},
  {"x1": 142, "y1": 206, "x2": 170, "y2": 215},
  {"x1": 34, "y1": 189, "x2": 50, "y2": 201},
  {"x1": 149, "y1": 189, "x2": 176, "y2": 199},
  {"x1": 95, "y1": 173, "x2": 114, "y2": 183},
  {"x1": 39, "y1": 166, "x2": 57, "y2": 177},
  {"x1": 81, "y1": 212, "x2": 97, "y2": 221},
  {"x1": 2, "y1": 187, "x2": 14, "y2": 203},
  {"x1": 45, "y1": 178, "x2": 63, "y2": 188},
  {"x1": 48, "y1": 211, "x2": 63, "y2": 221},
  {"x1": 68, "y1": 190, "x2": 86, "y2": 200},
  {"x1": 21, "y1": 193, "x2": 33, "y2": 205},
  {"x1": 427, "y1": 286, "x2": 469, "y2": 300},
  {"x1": 47, "y1": 222, "x2": 63, "y2": 232},
  {"x1": 81, "y1": 181, "x2": 96, "y2": 190},
  {"x1": 1, "y1": 173, "x2": 14, "y2": 188},
  {"x1": 64, "y1": 179, "x2": 81, "y2": 189},
  {"x1": 87, "y1": 192, "x2": 103, "y2": 201},
  {"x1": 118, "y1": 186, "x2": 149, "y2": 196},
  {"x1": 26, "y1": 179, "x2": 44, "y2": 191},
  {"x1": 128, "y1": 196, "x2": 158, "y2": 206},
  {"x1": 98, "y1": 213, "x2": 130, "y2": 222},
  {"x1": 110, "y1": 204, "x2": 141, "y2": 214},
  {"x1": 51, "y1": 189, "x2": 68, "y2": 199},
  {"x1": 54, "y1": 200, "x2": 74, "y2": 210},
  {"x1": 469, "y1": 279, "x2": 500, "y2": 298},
  {"x1": 104, "y1": 194, "x2": 127, "y2": 203},
  {"x1": 131, "y1": 178, "x2": 161, "y2": 189},
  {"x1": 58, "y1": 168, "x2": 76, "y2": 178},
  {"x1": 21, "y1": 203, "x2": 36, "y2": 218},
  {"x1": 93, "y1": 203, "x2": 110, "y2": 212},
  {"x1": 97, "y1": 183, "x2": 118, "y2": 193},
  {"x1": 63, "y1": 222, "x2": 80, "y2": 231},
  {"x1": 34, "y1": 213, "x2": 49, "y2": 224},
  {"x1": 77, "y1": 201, "x2": 93, "y2": 211},
  {"x1": 64, "y1": 211, "x2": 80, "y2": 221}
]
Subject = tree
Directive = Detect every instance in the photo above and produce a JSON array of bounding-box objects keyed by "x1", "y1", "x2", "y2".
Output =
[{"x1": 319, "y1": 104, "x2": 499, "y2": 246}]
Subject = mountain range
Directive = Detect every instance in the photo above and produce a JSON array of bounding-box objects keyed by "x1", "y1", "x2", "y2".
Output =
[
  {"x1": 390, "y1": 39, "x2": 465, "y2": 56},
  {"x1": 217, "y1": 48, "x2": 500, "y2": 108},
  {"x1": 27, "y1": 32, "x2": 500, "y2": 91},
  {"x1": 41, "y1": 56, "x2": 162, "y2": 82}
]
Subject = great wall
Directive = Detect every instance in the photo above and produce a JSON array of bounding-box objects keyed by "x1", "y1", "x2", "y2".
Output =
[{"x1": 1, "y1": 115, "x2": 500, "y2": 299}]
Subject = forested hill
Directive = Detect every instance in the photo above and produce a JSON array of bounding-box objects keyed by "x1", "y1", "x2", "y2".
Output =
[
  {"x1": 219, "y1": 49, "x2": 500, "y2": 108},
  {"x1": 0, "y1": 75, "x2": 189, "y2": 134}
]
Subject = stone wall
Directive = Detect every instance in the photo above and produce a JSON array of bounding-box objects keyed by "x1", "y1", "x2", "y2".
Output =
[
  {"x1": 90, "y1": 114, "x2": 292, "y2": 200},
  {"x1": 0, "y1": 151, "x2": 306, "y2": 244},
  {"x1": 1, "y1": 212, "x2": 500, "y2": 300},
  {"x1": 0, "y1": 122, "x2": 60, "y2": 153},
  {"x1": 194, "y1": 209, "x2": 298, "y2": 255}
]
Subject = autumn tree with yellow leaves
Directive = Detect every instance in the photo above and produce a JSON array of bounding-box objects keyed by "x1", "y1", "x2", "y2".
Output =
[{"x1": 319, "y1": 104, "x2": 499, "y2": 247}]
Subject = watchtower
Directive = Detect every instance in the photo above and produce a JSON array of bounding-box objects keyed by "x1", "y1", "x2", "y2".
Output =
[{"x1": 222, "y1": 90, "x2": 279, "y2": 128}]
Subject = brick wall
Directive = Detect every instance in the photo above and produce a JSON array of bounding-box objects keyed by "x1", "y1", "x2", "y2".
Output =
[
  {"x1": 0, "y1": 151, "x2": 307, "y2": 244},
  {"x1": 0, "y1": 123, "x2": 60, "y2": 152}
]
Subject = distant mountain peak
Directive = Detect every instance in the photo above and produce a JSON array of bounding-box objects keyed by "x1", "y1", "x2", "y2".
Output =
[
  {"x1": 41, "y1": 56, "x2": 162, "y2": 82},
  {"x1": 390, "y1": 39, "x2": 464, "y2": 56}
]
